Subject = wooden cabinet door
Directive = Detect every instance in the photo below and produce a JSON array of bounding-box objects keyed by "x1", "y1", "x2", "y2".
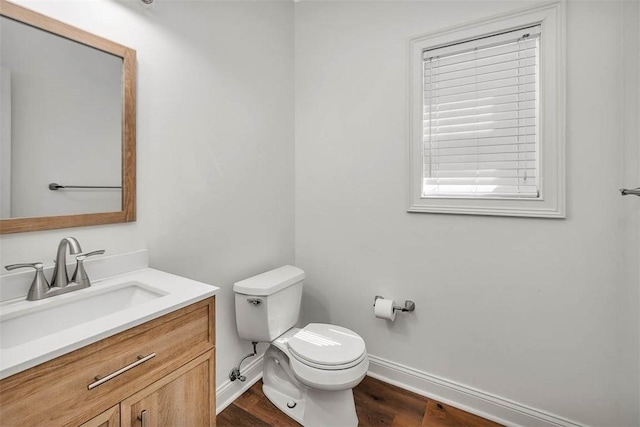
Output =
[
  {"x1": 78, "y1": 405, "x2": 120, "y2": 427},
  {"x1": 120, "y1": 350, "x2": 215, "y2": 427}
]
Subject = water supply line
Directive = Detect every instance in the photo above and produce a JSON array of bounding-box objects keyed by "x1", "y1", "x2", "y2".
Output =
[{"x1": 229, "y1": 341, "x2": 258, "y2": 382}]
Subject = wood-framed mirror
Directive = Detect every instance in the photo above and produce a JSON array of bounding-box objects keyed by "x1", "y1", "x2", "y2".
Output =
[{"x1": 0, "y1": 0, "x2": 136, "y2": 234}]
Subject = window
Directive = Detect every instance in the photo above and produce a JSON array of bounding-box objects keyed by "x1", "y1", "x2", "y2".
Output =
[
  {"x1": 408, "y1": 3, "x2": 565, "y2": 218},
  {"x1": 423, "y1": 26, "x2": 540, "y2": 199}
]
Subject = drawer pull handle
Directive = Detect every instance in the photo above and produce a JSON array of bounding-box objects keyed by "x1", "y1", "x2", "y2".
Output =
[
  {"x1": 137, "y1": 409, "x2": 148, "y2": 427},
  {"x1": 88, "y1": 353, "x2": 156, "y2": 390}
]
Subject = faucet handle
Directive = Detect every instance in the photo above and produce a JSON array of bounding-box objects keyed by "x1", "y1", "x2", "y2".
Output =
[
  {"x1": 80, "y1": 250, "x2": 106, "y2": 258},
  {"x1": 5, "y1": 262, "x2": 51, "y2": 301},
  {"x1": 5, "y1": 262, "x2": 44, "y2": 271},
  {"x1": 72, "y1": 250, "x2": 105, "y2": 287}
]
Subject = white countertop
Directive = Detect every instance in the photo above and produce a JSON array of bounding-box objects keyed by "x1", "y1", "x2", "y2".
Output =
[{"x1": 0, "y1": 267, "x2": 219, "y2": 380}]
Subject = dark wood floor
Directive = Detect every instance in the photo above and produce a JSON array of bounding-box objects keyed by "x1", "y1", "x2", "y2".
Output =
[{"x1": 218, "y1": 376, "x2": 503, "y2": 427}]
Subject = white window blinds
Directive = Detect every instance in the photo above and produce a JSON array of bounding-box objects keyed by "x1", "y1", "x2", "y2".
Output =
[{"x1": 422, "y1": 26, "x2": 540, "y2": 199}]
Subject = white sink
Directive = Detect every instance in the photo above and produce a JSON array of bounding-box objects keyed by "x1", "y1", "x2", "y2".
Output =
[{"x1": 0, "y1": 282, "x2": 167, "y2": 349}]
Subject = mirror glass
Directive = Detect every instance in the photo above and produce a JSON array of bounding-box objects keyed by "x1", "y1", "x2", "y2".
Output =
[
  {"x1": 0, "y1": 0, "x2": 135, "y2": 234},
  {"x1": 0, "y1": 16, "x2": 123, "y2": 219}
]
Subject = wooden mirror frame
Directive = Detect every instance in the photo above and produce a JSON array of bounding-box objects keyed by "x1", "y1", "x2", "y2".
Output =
[{"x1": 0, "y1": 0, "x2": 136, "y2": 234}]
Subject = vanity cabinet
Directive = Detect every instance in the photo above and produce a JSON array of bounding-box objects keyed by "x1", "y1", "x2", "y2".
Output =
[{"x1": 0, "y1": 297, "x2": 216, "y2": 427}]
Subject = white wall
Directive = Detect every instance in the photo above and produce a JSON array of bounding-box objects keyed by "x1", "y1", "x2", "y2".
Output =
[
  {"x1": 624, "y1": 1, "x2": 640, "y2": 425},
  {"x1": 294, "y1": 1, "x2": 639, "y2": 426},
  {"x1": 0, "y1": 67, "x2": 12, "y2": 218},
  {"x1": 1, "y1": 16, "x2": 122, "y2": 218},
  {"x1": 0, "y1": 0, "x2": 295, "y2": 394}
]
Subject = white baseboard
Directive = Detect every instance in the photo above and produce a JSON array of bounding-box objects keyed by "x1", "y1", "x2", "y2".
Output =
[
  {"x1": 367, "y1": 355, "x2": 585, "y2": 427},
  {"x1": 216, "y1": 354, "x2": 264, "y2": 415}
]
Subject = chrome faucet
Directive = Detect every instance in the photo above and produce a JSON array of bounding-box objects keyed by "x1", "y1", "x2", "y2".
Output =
[
  {"x1": 50, "y1": 237, "x2": 83, "y2": 287},
  {"x1": 4, "y1": 237, "x2": 105, "y2": 301}
]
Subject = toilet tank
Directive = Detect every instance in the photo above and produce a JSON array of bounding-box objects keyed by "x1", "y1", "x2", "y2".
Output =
[{"x1": 233, "y1": 265, "x2": 305, "y2": 342}]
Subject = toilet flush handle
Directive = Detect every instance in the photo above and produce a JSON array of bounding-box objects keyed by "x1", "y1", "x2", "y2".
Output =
[{"x1": 247, "y1": 298, "x2": 263, "y2": 306}]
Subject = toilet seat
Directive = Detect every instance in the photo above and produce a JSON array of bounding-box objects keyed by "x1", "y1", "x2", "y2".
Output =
[
  {"x1": 290, "y1": 350, "x2": 367, "y2": 371},
  {"x1": 287, "y1": 323, "x2": 366, "y2": 370}
]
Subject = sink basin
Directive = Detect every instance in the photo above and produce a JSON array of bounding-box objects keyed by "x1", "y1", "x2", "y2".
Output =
[{"x1": 0, "y1": 282, "x2": 167, "y2": 349}]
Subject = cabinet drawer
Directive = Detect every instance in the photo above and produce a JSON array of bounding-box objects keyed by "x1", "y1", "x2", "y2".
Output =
[{"x1": 0, "y1": 297, "x2": 215, "y2": 426}]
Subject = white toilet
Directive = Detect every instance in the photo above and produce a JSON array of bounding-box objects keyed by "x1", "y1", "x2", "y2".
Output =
[{"x1": 234, "y1": 265, "x2": 369, "y2": 427}]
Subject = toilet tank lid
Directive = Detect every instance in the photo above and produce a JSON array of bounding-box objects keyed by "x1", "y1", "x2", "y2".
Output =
[{"x1": 233, "y1": 265, "x2": 305, "y2": 296}]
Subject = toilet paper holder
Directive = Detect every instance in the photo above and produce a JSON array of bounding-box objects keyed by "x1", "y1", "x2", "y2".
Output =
[{"x1": 374, "y1": 295, "x2": 416, "y2": 313}]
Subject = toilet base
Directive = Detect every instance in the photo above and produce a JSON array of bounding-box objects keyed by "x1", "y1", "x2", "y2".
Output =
[
  {"x1": 263, "y1": 383, "x2": 358, "y2": 427},
  {"x1": 262, "y1": 345, "x2": 359, "y2": 427}
]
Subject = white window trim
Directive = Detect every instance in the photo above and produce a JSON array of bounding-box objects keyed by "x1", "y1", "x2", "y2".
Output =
[{"x1": 407, "y1": 1, "x2": 566, "y2": 218}]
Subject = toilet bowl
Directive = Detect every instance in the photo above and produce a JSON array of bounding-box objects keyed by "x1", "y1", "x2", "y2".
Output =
[{"x1": 234, "y1": 266, "x2": 368, "y2": 427}]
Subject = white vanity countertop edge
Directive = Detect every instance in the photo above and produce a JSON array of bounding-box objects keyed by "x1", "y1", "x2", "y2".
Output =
[{"x1": 0, "y1": 268, "x2": 219, "y2": 380}]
